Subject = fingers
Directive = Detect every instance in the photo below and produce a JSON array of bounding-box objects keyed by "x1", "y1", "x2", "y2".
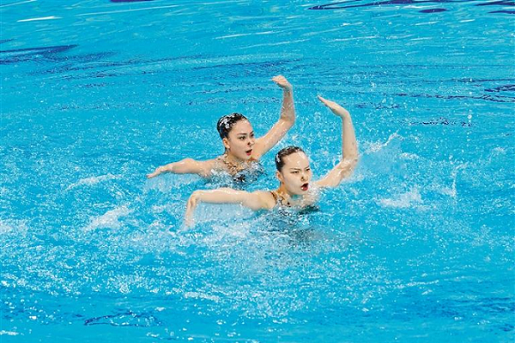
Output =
[
  {"x1": 317, "y1": 95, "x2": 331, "y2": 107},
  {"x1": 185, "y1": 192, "x2": 200, "y2": 226},
  {"x1": 317, "y1": 95, "x2": 349, "y2": 117},
  {"x1": 272, "y1": 75, "x2": 292, "y2": 90},
  {"x1": 318, "y1": 95, "x2": 337, "y2": 109},
  {"x1": 272, "y1": 75, "x2": 284, "y2": 82},
  {"x1": 146, "y1": 167, "x2": 161, "y2": 179}
]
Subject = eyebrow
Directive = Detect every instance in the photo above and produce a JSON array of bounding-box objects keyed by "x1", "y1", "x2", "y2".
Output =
[{"x1": 237, "y1": 131, "x2": 254, "y2": 136}]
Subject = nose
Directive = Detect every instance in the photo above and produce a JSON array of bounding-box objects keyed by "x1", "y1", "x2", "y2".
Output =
[
  {"x1": 300, "y1": 173, "x2": 307, "y2": 181},
  {"x1": 248, "y1": 137, "x2": 255, "y2": 146}
]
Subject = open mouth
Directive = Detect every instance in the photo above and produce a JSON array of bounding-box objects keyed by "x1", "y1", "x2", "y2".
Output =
[
  {"x1": 301, "y1": 183, "x2": 309, "y2": 191},
  {"x1": 245, "y1": 149, "x2": 252, "y2": 156}
]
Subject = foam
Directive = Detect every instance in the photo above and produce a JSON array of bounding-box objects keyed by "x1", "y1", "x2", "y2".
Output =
[
  {"x1": 363, "y1": 133, "x2": 400, "y2": 154},
  {"x1": 84, "y1": 206, "x2": 131, "y2": 231},
  {"x1": 66, "y1": 174, "x2": 118, "y2": 191},
  {"x1": 0, "y1": 331, "x2": 19, "y2": 336},
  {"x1": 378, "y1": 188, "x2": 422, "y2": 208},
  {"x1": 0, "y1": 219, "x2": 27, "y2": 235}
]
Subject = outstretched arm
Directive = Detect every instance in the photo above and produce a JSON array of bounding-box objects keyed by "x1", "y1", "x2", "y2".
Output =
[
  {"x1": 315, "y1": 96, "x2": 359, "y2": 188},
  {"x1": 147, "y1": 158, "x2": 215, "y2": 178},
  {"x1": 185, "y1": 189, "x2": 274, "y2": 226},
  {"x1": 252, "y1": 75, "x2": 296, "y2": 159}
]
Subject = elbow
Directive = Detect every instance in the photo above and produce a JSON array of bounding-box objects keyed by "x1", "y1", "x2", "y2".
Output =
[
  {"x1": 280, "y1": 117, "x2": 295, "y2": 129},
  {"x1": 341, "y1": 156, "x2": 359, "y2": 168},
  {"x1": 339, "y1": 157, "x2": 359, "y2": 175}
]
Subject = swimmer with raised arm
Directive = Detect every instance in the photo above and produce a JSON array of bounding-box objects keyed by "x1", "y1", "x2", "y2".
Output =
[
  {"x1": 147, "y1": 76, "x2": 295, "y2": 180},
  {"x1": 185, "y1": 96, "x2": 358, "y2": 226}
]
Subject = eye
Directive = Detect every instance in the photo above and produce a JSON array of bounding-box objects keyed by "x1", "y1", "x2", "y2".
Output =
[
  {"x1": 238, "y1": 136, "x2": 246, "y2": 140},
  {"x1": 291, "y1": 171, "x2": 299, "y2": 174},
  {"x1": 250, "y1": 133, "x2": 255, "y2": 138},
  {"x1": 305, "y1": 168, "x2": 311, "y2": 172}
]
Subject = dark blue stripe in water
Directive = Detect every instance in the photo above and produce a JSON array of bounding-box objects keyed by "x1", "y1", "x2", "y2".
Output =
[
  {"x1": 310, "y1": 0, "x2": 514, "y2": 10},
  {"x1": 420, "y1": 8, "x2": 447, "y2": 12}
]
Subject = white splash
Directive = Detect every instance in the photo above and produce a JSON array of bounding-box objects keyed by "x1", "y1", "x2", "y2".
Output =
[
  {"x1": 364, "y1": 132, "x2": 400, "y2": 153},
  {"x1": 0, "y1": 330, "x2": 19, "y2": 336},
  {"x1": 440, "y1": 163, "x2": 468, "y2": 198},
  {"x1": 0, "y1": 219, "x2": 27, "y2": 235},
  {"x1": 66, "y1": 174, "x2": 118, "y2": 191},
  {"x1": 84, "y1": 206, "x2": 131, "y2": 231},
  {"x1": 184, "y1": 291, "x2": 220, "y2": 302},
  {"x1": 378, "y1": 188, "x2": 422, "y2": 208}
]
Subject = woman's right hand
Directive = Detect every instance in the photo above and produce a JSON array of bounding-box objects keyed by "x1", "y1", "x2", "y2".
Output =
[
  {"x1": 146, "y1": 166, "x2": 166, "y2": 179},
  {"x1": 185, "y1": 191, "x2": 203, "y2": 227}
]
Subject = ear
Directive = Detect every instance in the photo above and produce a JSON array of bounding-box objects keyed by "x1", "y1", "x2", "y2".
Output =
[
  {"x1": 276, "y1": 170, "x2": 284, "y2": 183},
  {"x1": 222, "y1": 137, "x2": 230, "y2": 150}
]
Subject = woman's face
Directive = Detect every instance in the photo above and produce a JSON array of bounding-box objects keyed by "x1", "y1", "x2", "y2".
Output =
[
  {"x1": 223, "y1": 120, "x2": 255, "y2": 161},
  {"x1": 277, "y1": 152, "x2": 313, "y2": 195}
]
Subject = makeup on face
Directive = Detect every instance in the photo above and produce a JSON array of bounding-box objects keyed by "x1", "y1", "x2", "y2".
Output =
[
  {"x1": 280, "y1": 152, "x2": 313, "y2": 195},
  {"x1": 227, "y1": 120, "x2": 255, "y2": 160}
]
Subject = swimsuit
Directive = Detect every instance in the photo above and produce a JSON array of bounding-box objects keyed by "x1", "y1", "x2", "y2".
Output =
[
  {"x1": 215, "y1": 154, "x2": 264, "y2": 183},
  {"x1": 269, "y1": 190, "x2": 320, "y2": 213}
]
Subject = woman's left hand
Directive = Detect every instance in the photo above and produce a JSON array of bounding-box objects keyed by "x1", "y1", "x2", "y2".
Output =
[
  {"x1": 318, "y1": 96, "x2": 349, "y2": 118},
  {"x1": 272, "y1": 75, "x2": 293, "y2": 92}
]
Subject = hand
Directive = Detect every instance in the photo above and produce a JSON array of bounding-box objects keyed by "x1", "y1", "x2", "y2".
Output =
[
  {"x1": 146, "y1": 166, "x2": 165, "y2": 179},
  {"x1": 185, "y1": 191, "x2": 203, "y2": 227},
  {"x1": 272, "y1": 75, "x2": 292, "y2": 92},
  {"x1": 318, "y1": 96, "x2": 349, "y2": 118}
]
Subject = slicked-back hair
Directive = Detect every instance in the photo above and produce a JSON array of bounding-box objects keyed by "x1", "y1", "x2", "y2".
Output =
[
  {"x1": 275, "y1": 146, "x2": 305, "y2": 171},
  {"x1": 216, "y1": 113, "x2": 248, "y2": 139}
]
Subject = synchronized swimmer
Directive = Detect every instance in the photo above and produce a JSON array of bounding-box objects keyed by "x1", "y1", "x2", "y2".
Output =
[
  {"x1": 185, "y1": 96, "x2": 358, "y2": 226},
  {"x1": 147, "y1": 75, "x2": 295, "y2": 179}
]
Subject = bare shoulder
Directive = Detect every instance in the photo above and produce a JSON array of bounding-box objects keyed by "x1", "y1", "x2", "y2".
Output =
[
  {"x1": 251, "y1": 190, "x2": 276, "y2": 210},
  {"x1": 198, "y1": 158, "x2": 218, "y2": 177}
]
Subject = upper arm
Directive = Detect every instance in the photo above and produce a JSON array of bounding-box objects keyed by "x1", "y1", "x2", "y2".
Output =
[
  {"x1": 195, "y1": 159, "x2": 217, "y2": 177},
  {"x1": 315, "y1": 158, "x2": 358, "y2": 189},
  {"x1": 252, "y1": 119, "x2": 294, "y2": 159},
  {"x1": 241, "y1": 191, "x2": 275, "y2": 210}
]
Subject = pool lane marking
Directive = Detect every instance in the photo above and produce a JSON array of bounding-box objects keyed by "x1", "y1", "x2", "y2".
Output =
[
  {"x1": 77, "y1": 4, "x2": 180, "y2": 16},
  {"x1": 0, "y1": 0, "x2": 36, "y2": 8},
  {"x1": 17, "y1": 16, "x2": 60, "y2": 22}
]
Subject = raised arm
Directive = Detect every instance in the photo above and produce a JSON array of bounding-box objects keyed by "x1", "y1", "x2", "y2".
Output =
[
  {"x1": 252, "y1": 75, "x2": 295, "y2": 159},
  {"x1": 315, "y1": 96, "x2": 359, "y2": 188},
  {"x1": 185, "y1": 189, "x2": 274, "y2": 226},
  {"x1": 147, "y1": 158, "x2": 216, "y2": 179}
]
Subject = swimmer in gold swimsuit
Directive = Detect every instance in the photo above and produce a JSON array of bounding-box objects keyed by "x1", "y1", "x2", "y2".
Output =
[
  {"x1": 185, "y1": 96, "x2": 359, "y2": 226},
  {"x1": 147, "y1": 75, "x2": 295, "y2": 180}
]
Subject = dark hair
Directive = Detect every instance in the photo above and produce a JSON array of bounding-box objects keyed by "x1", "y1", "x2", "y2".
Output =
[
  {"x1": 275, "y1": 146, "x2": 305, "y2": 171},
  {"x1": 216, "y1": 113, "x2": 248, "y2": 139}
]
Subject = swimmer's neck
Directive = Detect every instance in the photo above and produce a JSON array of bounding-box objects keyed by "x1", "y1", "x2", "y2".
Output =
[
  {"x1": 276, "y1": 184, "x2": 304, "y2": 202},
  {"x1": 224, "y1": 152, "x2": 248, "y2": 165}
]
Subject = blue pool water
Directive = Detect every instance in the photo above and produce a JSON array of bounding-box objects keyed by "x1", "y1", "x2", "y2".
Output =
[{"x1": 1, "y1": 1, "x2": 514, "y2": 342}]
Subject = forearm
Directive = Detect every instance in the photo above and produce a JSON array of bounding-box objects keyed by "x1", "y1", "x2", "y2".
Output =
[
  {"x1": 197, "y1": 188, "x2": 246, "y2": 205},
  {"x1": 165, "y1": 158, "x2": 199, "y2": 174},
  {"x1": 279, "y1": 89, "x2": 295, "y2": 125},
  {"x1": 341, "y1": 113, "x2": 358, "y2": 160}
]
